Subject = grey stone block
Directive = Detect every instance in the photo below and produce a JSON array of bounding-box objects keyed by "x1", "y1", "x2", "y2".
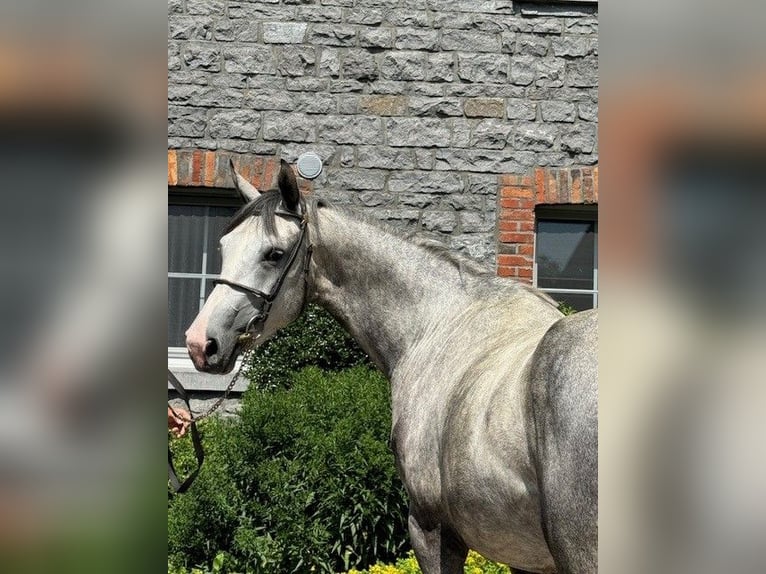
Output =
[
  {"x1": 551, "y1": 36, "x2": 597, "y2": 57},
  {"x1": 427, "y1": 0, "x2": 513, "y2": 13},
  {"x1": 263, "y1": 112, "x2": 316, "y2": 142},
  {"x1": 187, "y1": 0, "x2": 225, "y2": 16},
  {"x1": 183, "y1": 43, "x2": 222, "y2": 72},
  {"x1": 357, "y1": 146, "x2": 417, "y2": 170},
  {"x1": 409, "y1": 97, "x2": 463, "y2": 117},
  {"x1": 370, "y1": 209, "x2": 421, "y2": 227},
  {"x1": 510, "y1": 56, "x2": 536, "y2": 85},
  {"x1": 459, "y1": 211, "x2": 494, "y2": 233},
  {"x1": 400, "y1": 193, "x2": 437, "y2": 208},
  {"x1": 388, "y1": 171, "x2": 464, "y2": 194},
  {"x1": 168, "y1": 44, "x2": 182, "y2": 71},
  {"x1": 516, "y1": 35, "x2": 550, "y2": 57},
  {"x1": 288, "y1": 77, "x2": 330, "y2": 92},
  {"x1": 296, "y1": 6, "x2": 343, "y2": 22},
  {"x1": 507, "y1": 98, "x2": 537, "y2": 120},
  {"x1": 467, "y1": 173, "x2": 497, "y2": 195},
  {"x1": 540, "y1": 100, "x2": 576, "y2": 122},
  {"x1": 370, "y1": 81, "x2": 408, "y2": 95},
  {"x1": 415, "y1": 149, "x2": 435, "y2": 169},
  {"x1": 169, "y1": 17, "x2": 214, "y2": 41},
  {"x1": 432, "y1": 148, "x2": 523, "y2": 173},
  {"x1": 328, "y1": 80, "x2": 366, "y2": 93},
  {"x1": 440, "y1": 193, "x2": 484, "y2": 211},
  {"x1": 208, "y1": 109, "x2": 262, "y2": 139},
  {"x1": 578, "y1": 101, "x2": 598, "y2": 122},
  {"x1": 561, "y1": 125, "x2": 596, "y2": 154},
  {"x1": 500, "y1": 32, "x2": 516, "y2": 53},
  {"x1": 168, "y1": 107, "x2": 207, "y2": 138},
  {"x1": 337, "y1": 95, "x2": 360, "y2": 114},
  {"x1": 451, "y1": 118, "x2": 472, "y2": 148},
  {"x1": 307, "y1": 24, "x2": 357, "y2": 46},
  {"x1": 470, "y1": 119, "x2": 512, "y2": 149},
  {"x1": 245, "y1": 89, "x2": 295, "y2": 111},
  {"x1": 326, "y1": 169, "x2": 386, "y2": 191},
  {"x1": 342, "y1": 49, "x2": 379, "y2": 81},
  {"x1": 168, "y1": 0, "x2": 183, "y2": 15},
  {"x1": 359, "y1": 191, "x2": 396, "y2": 207},
  {"x1": 383, "y1": 9, "x2": 429, "y2": 27},
  {"x1": 567, "y1": 59, "x2": 598, "y2": 87},
  {"x1": 386, "y1": 118, "x2": 452, "y2": 148},
  {"x1": 169, "y1": 71, "x2": 210, "y2": 86},
  {"x1": 223, "y1": 46, "x2": 276, "y2": 74},
  {"x1": 278, "y1": 46, "x2": 316, "y2": 76},
  {"x1": 359, "y1": 27, "x2": 394, "y2": 49},
  {"x1": 458, "y1": 53, "x2": 508, "y2": 83},
  {"x1": 535, "y1": 58, "x2": 566, "y2": 88},
  {"x1": 441, "y1": 30, "x2": 501, "y2": 53},
  {"x1": 395, "y1": 28, "x2": 440, "y2": 51},
  {"x1": 318, "y1": 116, "x2": 383, "y2": 145},
  {"x1": 346, "y1": 8, "x2": 385, "y2": 25},
  {"x1": 228, "y1": 3, "x2": 295, "y2": 20},
  {"x1": 318, "y1": 48, "x2": 341, "y2": 77},
  {"x1": 169, "y1": 85, "x2": 244, "y2": 108},
  {"x1": 263, "y1": 22, "x2": 308, "y2": 44},
  {"x1": 565, "y1": 17, "x2": 599, "y2": 35},
  {"x1": 425, "y1": 53, "x2": 455, "y2": 82},
  {"x1": 449, "y1": 234, "x2": 494, "y2": 262},
  {"x1": 381, "y1": 52, "x2": 426, "y2": 81},
  {"x1": 508, "y1": 17, "x2": 563, "y2": 35},
  {"x1": 513, "y1": 123, "x2": 559, "y2": 151},
  {"x1": 410, "y1": 83, "x2": 444, "y2": 97},
  {"x1": 214, "y1": 20, "x2": 235, "y2": 42},
  {"x1": 293, "y1": 92, "x2": 336, "y2": 114},
  {"x1": 422, "y1": 211, "x2": 457, "y2": 233}
]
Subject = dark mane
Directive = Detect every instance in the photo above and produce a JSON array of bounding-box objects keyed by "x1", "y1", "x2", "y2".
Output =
[{"x1": 223, "y1": 189, "x2": 287, "y2": 238}]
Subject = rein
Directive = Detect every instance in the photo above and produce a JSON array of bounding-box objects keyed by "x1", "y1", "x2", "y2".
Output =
[{"x1": 168, "y1": 204, "x2": 313, "y2": 494}]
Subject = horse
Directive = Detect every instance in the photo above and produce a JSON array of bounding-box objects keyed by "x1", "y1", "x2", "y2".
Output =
[{"x1": 185, "y1": 160, "x2": 597, "y2": 574}]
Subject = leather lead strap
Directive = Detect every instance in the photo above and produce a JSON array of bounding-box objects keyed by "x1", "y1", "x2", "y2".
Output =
[{"x1": 168, "y1": 369, "x2": 205, "y2": 495}]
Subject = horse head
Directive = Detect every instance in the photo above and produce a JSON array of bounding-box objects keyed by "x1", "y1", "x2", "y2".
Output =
[{"x1": 185, "y1": 159, "x2": 311, "y2": 374}]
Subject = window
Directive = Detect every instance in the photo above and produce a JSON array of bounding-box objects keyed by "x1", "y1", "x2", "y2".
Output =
[
  {"x1": 168, "y1": 188, "x2": 239, "y2": 358},
  {"x1": 534, "y1": 206, "x2": 598, "y2": 311}
]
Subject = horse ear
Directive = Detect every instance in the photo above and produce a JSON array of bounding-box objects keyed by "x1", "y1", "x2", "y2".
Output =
[
  {"x1": 277, "y1": 159, "x2": 300, "y2": 212},
  {"x1": 229, "y1": 158, "x2": 260, "y2": 203}
]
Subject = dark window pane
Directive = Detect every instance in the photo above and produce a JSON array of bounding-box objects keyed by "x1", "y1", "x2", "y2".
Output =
[
  {"x1": 547, "y1": 291, "x2": 594, "y2": 312},
  {"x1": 205, "y1": 205, "x2": 238, "y2": 273},
  {"x1": 536, "y1": 220, "x2": 596, "y2": 290},
  {"x1": 168, "y1": 205, "x2": 206, "y2": 273},
  {"x1": 168, "y1": 278, "x2": 201, "y2": 347}
]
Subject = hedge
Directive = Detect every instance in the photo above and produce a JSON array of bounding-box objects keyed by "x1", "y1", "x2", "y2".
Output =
[{"x1": 168, "y1": 366, "x2": 409, "y2": 574}]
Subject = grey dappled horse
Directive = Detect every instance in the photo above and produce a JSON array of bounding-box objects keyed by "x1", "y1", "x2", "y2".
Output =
[{"x1": 186, "y1": 160, "x2": 597, "y2": 574}]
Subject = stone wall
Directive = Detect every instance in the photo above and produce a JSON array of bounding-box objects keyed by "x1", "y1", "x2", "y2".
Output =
[{"x1": 168, "y1": 0, "x2": 598, "y2": 263}]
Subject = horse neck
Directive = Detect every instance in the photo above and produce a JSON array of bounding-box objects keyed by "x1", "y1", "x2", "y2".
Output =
[{"x1": 308, "y1": 208, "x2": 474, "y2": 378}]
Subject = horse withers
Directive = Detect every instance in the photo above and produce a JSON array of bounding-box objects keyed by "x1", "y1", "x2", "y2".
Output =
[{"x1": 185, "y1": 160, "x2": 597, "y2": 574}]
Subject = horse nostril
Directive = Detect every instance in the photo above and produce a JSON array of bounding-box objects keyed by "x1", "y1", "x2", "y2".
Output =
[{"x1": 204, "y1": 338, "x2": 218, "y2": 357}]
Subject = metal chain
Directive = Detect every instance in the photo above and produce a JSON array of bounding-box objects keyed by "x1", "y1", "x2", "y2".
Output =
[{"x1": 172, "y1": 338, "x2": 256, "y2": 424}]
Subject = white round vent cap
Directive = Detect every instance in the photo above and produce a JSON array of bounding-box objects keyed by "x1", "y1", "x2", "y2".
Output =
[{"x1": 296, "y1": 152, "x2": 323, "y2": 180}]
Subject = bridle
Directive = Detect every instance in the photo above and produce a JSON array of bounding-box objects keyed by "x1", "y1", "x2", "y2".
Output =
[
  {"x1": 168, "y1": 203, "x2": 313, "y2": 495},
  {"x1": 213, "y1": 206, "x2": 313, "y2": 344}
]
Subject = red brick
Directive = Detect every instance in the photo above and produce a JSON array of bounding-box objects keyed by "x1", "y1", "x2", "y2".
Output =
[
  {"x1": 516, "y1": 267, "x2": 533, "y2": 279},
  {"x1": 583, "y1": 174, "x2": 594, "y2": 202},
  {"x1": 500, "y1": 185, "x2": 533, "y2": 199},
  {"x1": 570, "y1": 168, "x2": 582, "y2": 203},
  {"x1": 499, "y1": 232, "x2": 533, "y2": 244},
  {"x1": 497, "y1": 265, "x2": 517, "y2": 277},
  {"x1": 535, "y1": 167, "x2": 546, "y2": 203},
  {"x1": 191, "y1": 150, "x2": 203, "y2": 186},
  {"x1": 593, "y1": 166, "x2": 599, "y2": 201},
  {"x1": 505, "y1": 208, "x2": 534, "y2": 221},
  {"x1": 498, "y1": 220, "x2": 519, "y2": 231},
  {"x1": 518, "y1": 244, "x2": 534, "y2": 256},
  {"x1": 498, "y1": 254, "x2": 531, "y2": 266},
  {"x1": 545, "y1": 170, "x2": 558, "y2": 204},
  {"x1": 558, "y1": 170, "x2": 570, "y2": 203},
  {"x1": 168, "y1": 150, "x2": 177, "y2": 186},
  {"x1": 204, "y1": 151, "x2": 216, "y2": 187},
  {"x1": 519, "y1": 221, "x2": 535, "y2": 232}
]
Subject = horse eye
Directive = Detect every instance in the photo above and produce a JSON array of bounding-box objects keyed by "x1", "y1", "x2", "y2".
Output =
[{"x1": 265, "y1": 248, "x2": 284, "y2": 262}]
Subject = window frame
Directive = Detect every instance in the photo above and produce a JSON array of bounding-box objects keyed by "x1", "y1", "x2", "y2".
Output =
[
  {"x1": 168, "y1": 187, "x2": 241, "y2": 368},
  {"x1": 533, "y1": 205, "x2": 599, "y2": 309}
]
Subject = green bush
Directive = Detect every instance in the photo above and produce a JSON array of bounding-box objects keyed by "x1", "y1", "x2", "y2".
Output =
[
  {"x1": 168, "y1": 366, "x2": 409, "y2": 574},
  {"x1": 244, "y1": 304, "x2": 371, "y2": 390}
]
